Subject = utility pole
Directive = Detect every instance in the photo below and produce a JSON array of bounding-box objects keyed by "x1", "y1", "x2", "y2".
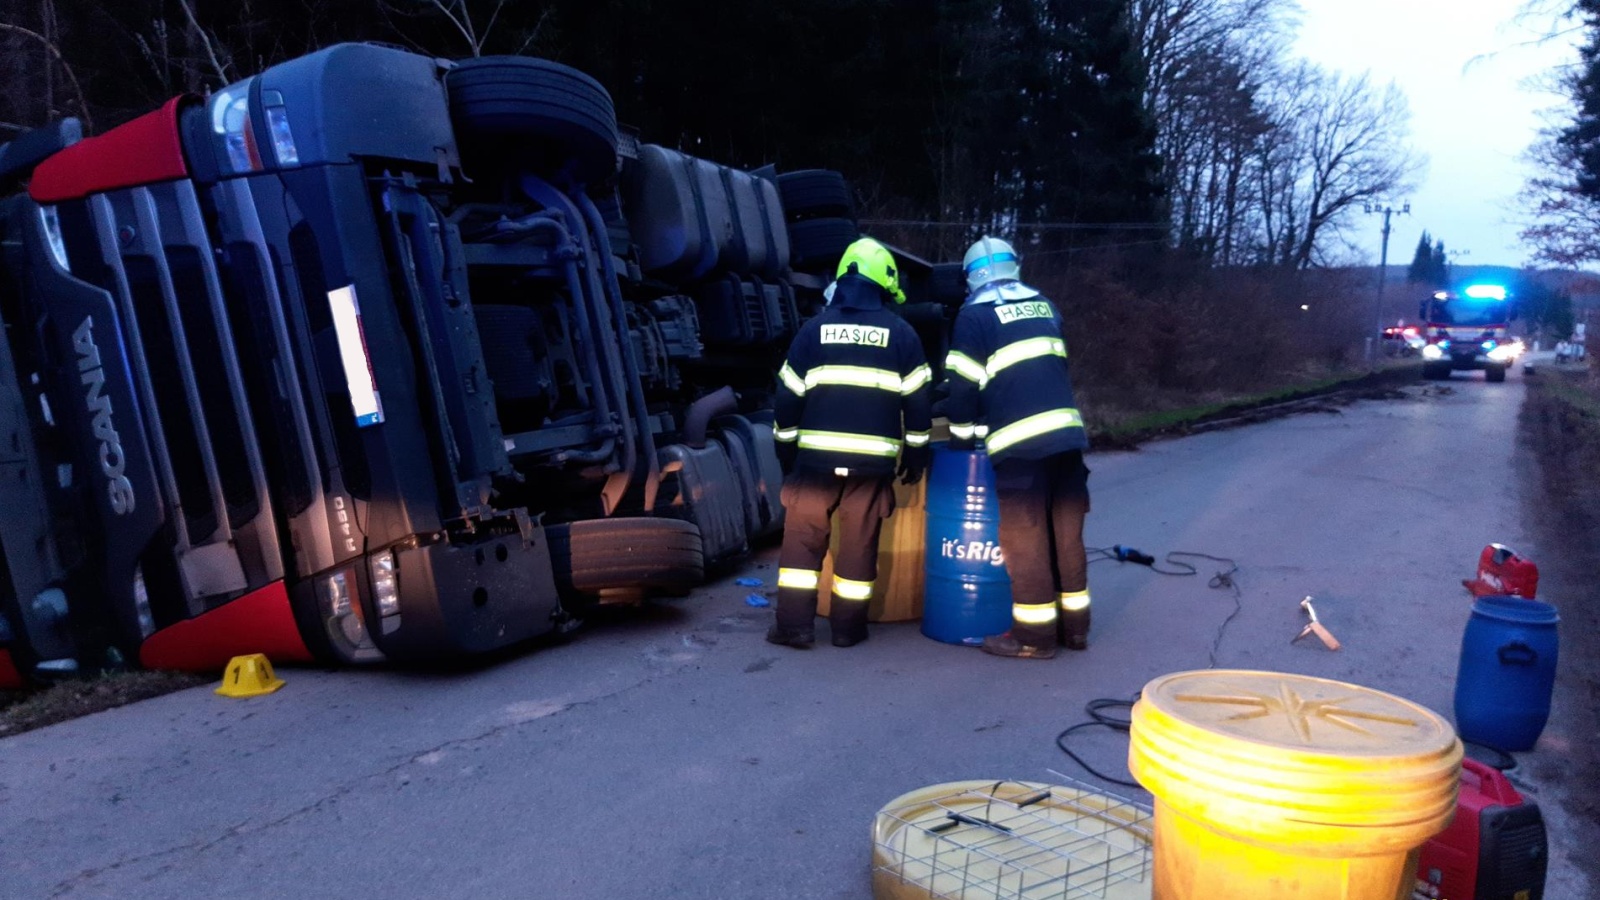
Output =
[{"x1": 1364, "y1": 201, "x2": 1410, "y2": 363}]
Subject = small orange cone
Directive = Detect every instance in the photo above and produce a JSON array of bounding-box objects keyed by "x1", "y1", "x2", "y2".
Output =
[{"x1": 215, "y1": 654, "x2": 286, "y2": 698}]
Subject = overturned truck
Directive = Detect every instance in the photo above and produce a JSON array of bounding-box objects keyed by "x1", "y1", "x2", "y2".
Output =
[{"x1": 0, "y1": 44, "x2": 952, "y2": 684}]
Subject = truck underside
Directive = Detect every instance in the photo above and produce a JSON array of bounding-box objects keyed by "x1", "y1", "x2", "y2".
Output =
[{"x1": 0, "y1": 44, "x2": 956, "y2": 682}]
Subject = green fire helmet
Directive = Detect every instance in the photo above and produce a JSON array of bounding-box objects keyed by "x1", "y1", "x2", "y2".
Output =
[{"x1": 836, "y1": 237, "x2": 907, "y2": 304}]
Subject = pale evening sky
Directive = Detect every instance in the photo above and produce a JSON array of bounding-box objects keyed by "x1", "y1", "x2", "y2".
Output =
[{"x1": 1292, "y1": 0, "x2": 1581, "y2": 268}]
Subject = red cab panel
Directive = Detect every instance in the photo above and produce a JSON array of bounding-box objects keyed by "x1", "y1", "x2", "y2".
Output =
[
  {"x1": 29, "y1": 96, "x2": 193, "y2": 203},
  {"x1": 139, "y1": 582, "x2": 314, "y2": 672}
]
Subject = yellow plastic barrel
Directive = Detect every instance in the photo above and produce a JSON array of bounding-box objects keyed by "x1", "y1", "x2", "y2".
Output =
[
  {"x1": 818, "y1": 475, "x2": 926, "y2": 622},
  {"x1": 1128, "y1": 670, "x2": 1462, "y2": 900}
]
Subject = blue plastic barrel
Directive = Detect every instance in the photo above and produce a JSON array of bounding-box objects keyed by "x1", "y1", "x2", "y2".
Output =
[
  {"x1": 1454, "y1": 595, "x2": 1560, "y2": 752},
  {"x1": 921, "y1": 445, "x2": 1013, "y2": 644}
]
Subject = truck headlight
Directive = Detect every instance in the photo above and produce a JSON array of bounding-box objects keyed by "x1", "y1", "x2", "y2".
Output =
[
  {"x1": 318, "y1": 568, "x2": 382, "y2": 660},
  {"x1": 1488, "y1": 344, "x2": 1519, "y2": 362},
  {"x1": 371, "y1": 550, "x2": 400, "y2": 618},
  {"x1": 133, "y1": 567, "x2": 154, "y2": 639},
  {"x1": 1422, "y1": 344, "x2": 1445, "y2": 360}
]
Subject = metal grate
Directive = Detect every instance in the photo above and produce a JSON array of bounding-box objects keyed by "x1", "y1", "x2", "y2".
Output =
[{"x1": 873, "y1": 779, "x2": 1153, "y2": 900}]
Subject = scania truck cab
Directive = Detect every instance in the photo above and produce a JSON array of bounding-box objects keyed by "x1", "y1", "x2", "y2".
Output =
[
  {"x1": 1418, "y1": 285, "x2": 1523, "y2": 383},
  {"x1": 0, "y1": 43, "x2": 946, "y2": 684}
]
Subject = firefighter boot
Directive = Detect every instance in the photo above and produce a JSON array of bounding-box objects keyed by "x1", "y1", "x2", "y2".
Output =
[
  {"x1": 1060, "y1": 606, "x2": 1090, "y2": 651},
  {"x1": 980, "y1": 632, "x2": 1057, "y2": 660},
  {"x1": 766, "y1": 624, "x2": 816, "y2": 649},
  {"x1": 830, "y1": 598, "x2": 870, "y2": 648}
]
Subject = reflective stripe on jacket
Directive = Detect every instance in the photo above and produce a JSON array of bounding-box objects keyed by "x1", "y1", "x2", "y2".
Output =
[
  {"x1": 774, "y1": 276, "x2": 932, "y2": 475},
  {"x1": 944, "y1": 289, "x2": 1087, "y2": 462}
]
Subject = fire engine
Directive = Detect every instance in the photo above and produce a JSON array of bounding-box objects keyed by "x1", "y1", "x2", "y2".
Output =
[{"x1": 1417, "y1": 285, "x2": 1523, "y2": 383}]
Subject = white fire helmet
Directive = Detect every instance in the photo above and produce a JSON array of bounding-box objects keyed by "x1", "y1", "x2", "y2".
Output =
[
  {"x1": 962, "y1": 236, "x2": 1039, "y2": 301},
  {"x1": 963, "y1": 236, "x2": 1022, "y2": 292}
]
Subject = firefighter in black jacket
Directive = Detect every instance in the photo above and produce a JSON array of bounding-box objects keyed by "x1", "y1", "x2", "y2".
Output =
[
  {"x1": 769, "y1": 238, "x2": 932, "y2": 648},
  {"x1": 945, "y1": 236, "x2": 1091, "y2": 659}
]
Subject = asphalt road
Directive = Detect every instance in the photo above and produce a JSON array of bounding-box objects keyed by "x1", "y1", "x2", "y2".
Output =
[{"x1": 2, "y1": 369, "x2": 1591, "y2": 899}]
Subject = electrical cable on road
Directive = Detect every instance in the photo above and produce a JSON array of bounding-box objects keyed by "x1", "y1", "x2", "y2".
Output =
[
  {"x1": 1056, "y1": 549, "x2": 1245, "y2": 787},
  {"x1": 1058, "y1": 551, "x2": 1524, "y2": 786},
  {"x1": 1087, "y1": 547, "x2": 1241, "y2": 668},
  {"x1": 1054, "y1": 695, "x2": 1143, "y2": 789}
]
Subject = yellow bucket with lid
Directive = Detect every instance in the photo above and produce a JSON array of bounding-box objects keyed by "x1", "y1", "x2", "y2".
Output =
[{"x1": 1128, "y1": 670, "x2": 1462, "y2": 900}]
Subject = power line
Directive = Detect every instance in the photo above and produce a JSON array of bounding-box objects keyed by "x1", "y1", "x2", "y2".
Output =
[
  {"x1": 1026, "y1": 238, "x2": 1170, "y2": 257},
  {"x1": 860, "y1": 218, "x2": 1170, "y2": 232}
]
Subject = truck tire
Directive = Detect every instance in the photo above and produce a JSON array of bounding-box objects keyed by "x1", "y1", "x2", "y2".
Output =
[
  {"x1": 446, "y1": 56, "x2": 619, "y2": 182},
  {"x1": 777, "y1": 169, "x2": 856, "y2": 221},
  {"x1": 1485, "y1": 365, "x2": 1507, "y2": 383},
  {"x1": 1422, "y1": 362, "x2": 1452, "y2": 380},
  {"x1": 788, "y1": 217, "x2": 859, "y2": 273},
  {"x1": 546, "y1": 517, "x2": 705, "y2": 601},
  {"x1": 931, "y1": 262, "x2": 968, "y2": 306}
]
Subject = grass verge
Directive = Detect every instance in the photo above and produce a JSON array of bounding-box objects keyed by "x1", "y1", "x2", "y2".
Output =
[
  {"x1": 1519, "y1": 364, "x2": 1600, "y2": 890},
  {"x1": 1086, "y1": 363, "x2": 1419, "y2": 449},
  {"x1": 1, "y1": 670, "x2": 207, "y2": 738}
]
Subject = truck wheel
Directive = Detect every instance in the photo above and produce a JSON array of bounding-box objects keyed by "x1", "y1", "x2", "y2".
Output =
[
  {"x1": 777, "y1": 170, "x2": 856, "y2": 221},
  {"x1": 1485, "y1": 365, "x2": 1507, "y2": 383},
  {"x1": 1422, "y1": 362, "x2": 1451, "y2": 380},
  {"x1": 446, "y1": 56, "x2": 619, "y2": 182},
  {"x1": 788, "y1": 217, "x2": 859, "y2": 273},
  {"x1": 546, "y1": 518, "x2": 705, "y2": 603}
]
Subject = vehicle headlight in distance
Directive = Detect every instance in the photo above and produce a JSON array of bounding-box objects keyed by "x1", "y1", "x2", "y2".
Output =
[
  {"x1": 1488, "y1": 344, "x2": 1519, "y2": 362},
  {"x1": 1422, "y1": 344, "x2": 1445, "y2": 360}
]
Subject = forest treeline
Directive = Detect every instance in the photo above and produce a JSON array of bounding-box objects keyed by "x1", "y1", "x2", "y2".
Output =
[{"x1": 1, "y1": 0, "x2": 1444, "y2": 403}]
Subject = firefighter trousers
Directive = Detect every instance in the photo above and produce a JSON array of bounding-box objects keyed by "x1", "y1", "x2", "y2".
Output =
[
  {"x1": 774, "y1": 470, "x2": 896, "y2": 641},
  {"x1": 993, "y1": 451, "x2": 1091, "y2": 648}
]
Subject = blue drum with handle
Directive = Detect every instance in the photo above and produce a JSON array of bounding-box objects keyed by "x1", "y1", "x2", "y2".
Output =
[
  {"x1": 921, "y1": 444, "x2": 1013, "y2": 644},
  {"x1": 1453, "y1": 595, "x2": 1560, "y2": 752}
]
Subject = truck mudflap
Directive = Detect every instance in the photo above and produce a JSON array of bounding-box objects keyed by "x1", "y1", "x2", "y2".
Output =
[
  {"x1": 372, "y1": 528, "x2": 562, "y2": 661},
  {"x1": 138, "y1": 581, "x2": 312, "y2": 672}
]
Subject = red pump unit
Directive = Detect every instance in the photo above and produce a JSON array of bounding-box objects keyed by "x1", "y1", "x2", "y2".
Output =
[
  {"x1": 1413, "y1": 757, "x2": 1546, "y2": 900},
  {"x1": 1462, "y1": 543, "x2": 1539, "y2": 599}
]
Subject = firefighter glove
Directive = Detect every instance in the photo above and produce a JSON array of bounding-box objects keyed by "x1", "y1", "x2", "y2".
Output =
[{"x1": 897, "y1": 445, "x2": 929, "y2": 486}]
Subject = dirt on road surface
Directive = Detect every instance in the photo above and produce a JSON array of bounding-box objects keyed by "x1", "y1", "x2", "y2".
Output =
[{"x1": 0, "y1": 370, "x2": 1592, "y2": 899}]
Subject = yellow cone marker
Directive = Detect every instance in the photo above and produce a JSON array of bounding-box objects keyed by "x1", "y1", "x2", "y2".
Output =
[
  {"x1": 215, "y1": 653, "x2": 286, "y2": 698},
  {"x1": 1129, "y1": 670, "x2": 1461, "y2": 900}
]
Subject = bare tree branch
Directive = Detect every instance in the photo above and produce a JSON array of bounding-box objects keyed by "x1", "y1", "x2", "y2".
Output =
[
  {"x1": 0, "y1": 21, "x2": 94, "y2": 131},
  {"x1": 513, "y1": 6, "x2": 555, "y2": 56},
  {"x1": 173, "y1": 0, "x2": 234, "y2": 85},
  {"x1": 378, "y1": 0, "x2": 523, "y2": 57}
]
